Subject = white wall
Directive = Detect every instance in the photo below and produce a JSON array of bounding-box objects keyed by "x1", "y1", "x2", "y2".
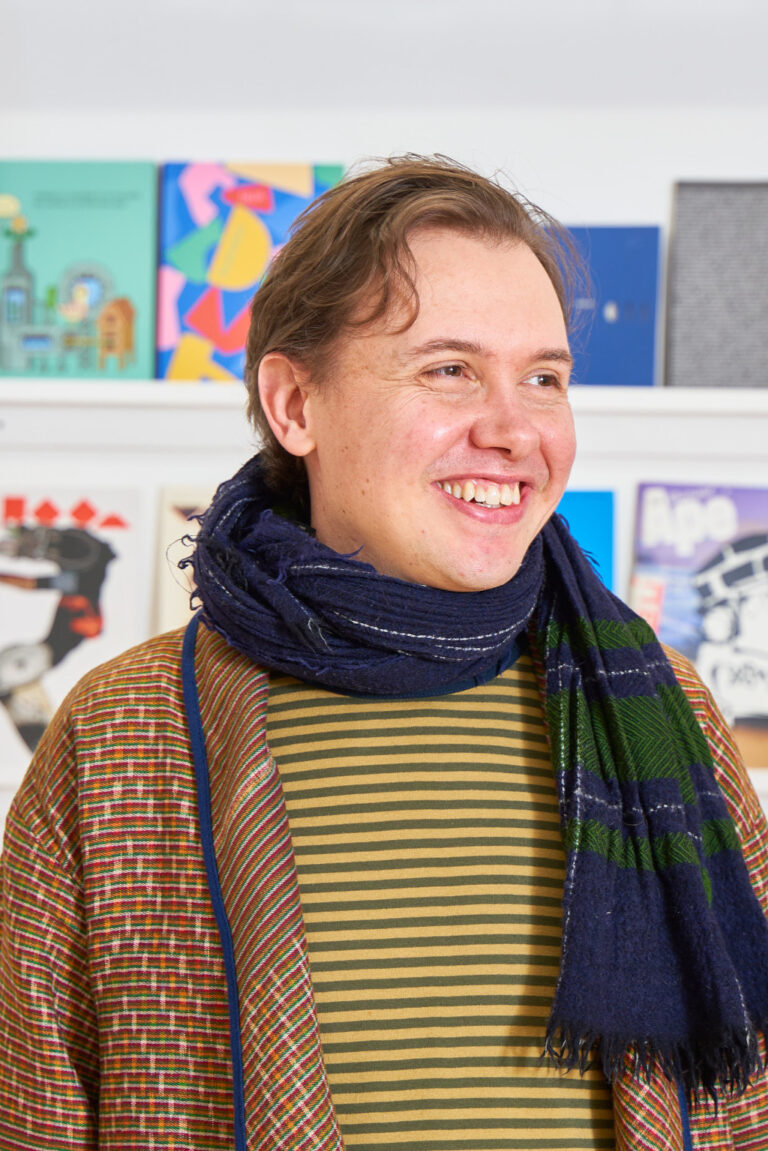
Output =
[
  {"x1": 5, "y1": 0, "x2": 768, "y2": 228},
  {"x1": 7, "y1": 0, "x2": 768, "y2": 117},
  {"x1": 6, "y1": 106, "x2": 768, "y2": 229}
]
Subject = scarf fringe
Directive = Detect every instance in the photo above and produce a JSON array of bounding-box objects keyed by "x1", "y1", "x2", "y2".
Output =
[{"x1": 544, "y1": 1022, "x2": 767, "y2": 1105}]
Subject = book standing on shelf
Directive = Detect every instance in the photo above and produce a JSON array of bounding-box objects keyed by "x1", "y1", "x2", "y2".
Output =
[
  {"x1": 566, "y1": 225, "x2": 659, "y2": 387},
  {"x1": 630, "y1": 480, "x2": 768, "y2": 769},
  {"x1": 157, "y1": 163, "x2": 344, "y2": 382},
  {"x1": 557, "y1": 488, "x2": 615, "y2": 590},
  {"x1": 0, "y1": 161, "x2": 157, "y2": 379}
]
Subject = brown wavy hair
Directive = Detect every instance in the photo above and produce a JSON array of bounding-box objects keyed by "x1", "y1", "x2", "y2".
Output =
[{"x1": 245, "y1": 154, "x2": 581, "y2": 508}]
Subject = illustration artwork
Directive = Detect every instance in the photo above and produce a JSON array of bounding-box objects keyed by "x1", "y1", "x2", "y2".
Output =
[
  {"x1": 154, "y1": 484, "x2": 216, "y2": 633},
  {"x1": 157, "y1": 163, "x2": 344, "y2": 382},
  {"x1": 630, "y1": 482, "x2": 768, "y2": 768},
  {"x1": 0, "y1": 490, "x2": 143, "y2": 783},
  {"x1": 0, "y1": 161, "x2": 157, "y2": 378}
]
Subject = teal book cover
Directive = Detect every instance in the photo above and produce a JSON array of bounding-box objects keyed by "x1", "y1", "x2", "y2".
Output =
[{"x1": 0, "y1": 161, "x2": 157, "y2": 379}]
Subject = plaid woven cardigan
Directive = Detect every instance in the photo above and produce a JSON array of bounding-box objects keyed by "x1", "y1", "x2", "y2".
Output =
[{"x1": 1, "y1": 624, "x2": 768, "y2": 1150}]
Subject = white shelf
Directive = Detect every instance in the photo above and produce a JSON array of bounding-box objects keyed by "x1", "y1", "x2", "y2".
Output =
[
  {"x1": 0, "y1": 379, "x2": 254, "y2": 453},
  {"x1": 569, "y1": 385, "x2": 768, "y2": 416},
  {"x1": 4, "y1": 378, "x2": 768, "y2": 412},
  {"x1": 0, "y1": 379, "x2": 246, "y2": 409}
]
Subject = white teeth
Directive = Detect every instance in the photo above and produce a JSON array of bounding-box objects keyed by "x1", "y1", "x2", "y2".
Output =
[{"x1": 440, "y1": 480, "x2": 521, "y2": 506}]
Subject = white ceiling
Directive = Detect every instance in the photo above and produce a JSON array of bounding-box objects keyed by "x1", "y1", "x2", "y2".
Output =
[{"x1": 4, "y1": 0, "x2": 768, "y2": 114}]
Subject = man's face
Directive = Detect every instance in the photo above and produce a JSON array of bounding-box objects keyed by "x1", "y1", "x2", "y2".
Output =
[{"x1": 301, "y1": 228, "x2": 576, "y2": 592}]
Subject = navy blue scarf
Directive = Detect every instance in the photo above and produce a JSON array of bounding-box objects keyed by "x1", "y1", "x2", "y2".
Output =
[{"x1": 190, "y1": 454, "x2": 768, "y2": 1100}]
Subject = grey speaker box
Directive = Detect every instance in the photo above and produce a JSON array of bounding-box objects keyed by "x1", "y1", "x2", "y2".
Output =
[{"x1": 666, "y1": 182, "x2": 768, "y2": 388}]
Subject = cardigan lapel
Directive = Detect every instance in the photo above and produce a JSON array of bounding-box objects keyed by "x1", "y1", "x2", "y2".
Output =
[{"x1": 193, "y1": 624, "x2": 343, "y2": 1151}]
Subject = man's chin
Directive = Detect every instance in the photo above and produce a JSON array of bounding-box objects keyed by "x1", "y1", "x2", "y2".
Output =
[{"x1": 422, "y1": 561, "x2": 526, "y2": 595}]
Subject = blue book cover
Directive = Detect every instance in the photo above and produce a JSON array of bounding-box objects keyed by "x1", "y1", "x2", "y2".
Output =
[
  {"x1": 566, "y1": 226, "x2": 660, "y2": 387},
  {"x1": 557, "y1": 489, "x2": 614, "y2": 591},
  {"x1": 0, "y1": 161, "x2": 157, "y2": 379}
]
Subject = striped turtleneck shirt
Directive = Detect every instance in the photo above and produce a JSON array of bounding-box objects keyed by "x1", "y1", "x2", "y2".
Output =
[{"x1": 266, "y1": 649, "x2": 615, "y2": 1151}]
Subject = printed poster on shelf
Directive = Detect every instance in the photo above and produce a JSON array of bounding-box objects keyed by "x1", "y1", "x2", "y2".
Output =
[
  {"x1": 0, "y1": 489, "x2": 143, "y2": 786},
  {"x1": 157, "y1": 163, "x2": 345, "y2": 382},
  {"x1": 154, "y1": 484, "x2": 216, "y2": 634},
  {"x1": 629, "y1": 481, "x2": 768, "y2": 769},
  {"x1": 566, "y1": 226, "x2": 660, "y2": 387},
  {"x1": 0, "y1": 161, "x2": 157, "y2": 378},
  {"x1": 557, "y1": 489, "x2": 615, "y2": 591}
]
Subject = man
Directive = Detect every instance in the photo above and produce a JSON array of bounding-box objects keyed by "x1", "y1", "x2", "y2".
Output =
[{"x1": 2, "y1": 155, "x2": 768, "y2": 1150}]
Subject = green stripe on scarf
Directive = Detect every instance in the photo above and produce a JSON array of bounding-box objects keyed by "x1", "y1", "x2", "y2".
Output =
[
  {"x1": 561, "y1": 818, "x2": 740, "y2": 905},
  {"x1": 543, "y1": 614, "x2": 656, "y2": 655},
  {"x1": 544, "y1": 692, "x2": 706, "y2": 800}
]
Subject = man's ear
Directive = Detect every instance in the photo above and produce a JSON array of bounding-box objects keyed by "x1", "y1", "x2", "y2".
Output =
[{"x1": 257, "y1": 352, "x2": 316, "y2": 458}]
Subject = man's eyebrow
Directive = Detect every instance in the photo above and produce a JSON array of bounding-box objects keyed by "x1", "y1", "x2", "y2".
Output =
[
  {"x1": 530, "y1": 347, "x2": 575, "y2": 368},
  {"x1": 399, "y1": 338, "x2": 574, "y2": 368},
  {"x1": 398, "y1": 338, "x2": 485, "y2": 361}
]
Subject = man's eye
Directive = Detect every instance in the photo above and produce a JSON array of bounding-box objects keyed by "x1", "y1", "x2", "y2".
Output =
[
  {"x1": 428, "y1": 364, "x2": 465, "y2": 378},
  {"x1": 526, "y1": 372, "x2": 561, "y2": 388}
]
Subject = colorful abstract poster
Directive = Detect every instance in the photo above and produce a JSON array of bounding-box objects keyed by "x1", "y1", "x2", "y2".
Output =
[
  {"x1": 0, "y1": 489, "x2": 143, "y2": 785},
  {"x1": 557, "y1": 489, "x2": 615, "y2": 591},
  {"x1": 629, "y1": 482, "x2": 768, "y2": 769},
  {"x1": 154, "y1": 484, "x2": 216, "y2": 634},
  {"x1": 157, "y1": 163, "x2": 345, "y2": 382},
  {"x1": 566, "y1": 226, "x2": 660, "y2": 387},
  {"x1": 0, "y1": 161, "x2": 157, "y2": 378}
]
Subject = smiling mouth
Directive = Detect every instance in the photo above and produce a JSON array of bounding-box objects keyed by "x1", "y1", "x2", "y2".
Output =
[{"x1": 439, "y1": 479, "x2": 521, "y2": 507}]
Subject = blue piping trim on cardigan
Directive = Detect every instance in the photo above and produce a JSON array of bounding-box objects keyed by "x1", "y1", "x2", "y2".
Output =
[
  {"x1": 182, "y1": 613, "x2": 247, "y2": 1151},
  {"x1": 677, "y1": 1082, "x2": 693, "y2": 1151}
]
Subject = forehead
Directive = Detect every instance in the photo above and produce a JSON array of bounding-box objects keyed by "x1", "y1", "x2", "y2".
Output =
[
  {"x1": 343, "y1": 228, "x2": 568, "y2": 356},
  {"x1": 412, "y1": 226, "x2": 561, "y2": 306}
]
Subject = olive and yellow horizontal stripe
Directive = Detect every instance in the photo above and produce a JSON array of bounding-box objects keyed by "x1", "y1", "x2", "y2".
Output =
[{"x1": 267, "y1": 652, "x2": 615, "y2": 1150}]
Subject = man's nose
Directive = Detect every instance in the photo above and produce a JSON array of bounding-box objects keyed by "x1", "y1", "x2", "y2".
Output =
[{"x1": 468, "y1": 385, "x2": 540, "y2": 456}]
